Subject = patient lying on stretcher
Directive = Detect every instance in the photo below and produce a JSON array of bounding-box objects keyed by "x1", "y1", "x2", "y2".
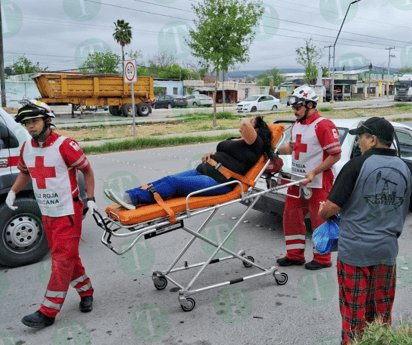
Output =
[{"x1": 104, "y1": 116, "x2": 273, "y2": 210}]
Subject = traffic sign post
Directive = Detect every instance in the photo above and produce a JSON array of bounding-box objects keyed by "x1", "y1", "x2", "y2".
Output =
[{"x1": 124, "y1": 60, "x2": 137, "y2": 137}]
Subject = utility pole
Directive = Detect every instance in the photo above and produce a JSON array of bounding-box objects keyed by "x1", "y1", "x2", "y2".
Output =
[
  {"x1": 0, "y1": 0, "x2": 6, "y2": 107},
  {"x1": 385, "y1": 47, "x2": 395, "y2": 97},
  {"x1": 324, "y1": 45, "x2": 333, "y2": 76}
]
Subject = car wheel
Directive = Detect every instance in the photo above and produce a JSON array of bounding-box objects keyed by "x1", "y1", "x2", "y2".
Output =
[
  {"x1": 168, "y1": 103, "x2": 172, "y2": 109},
  {"x1": 136, "y1": 103, "x2": 150, "y2": 117},
  {"x1": 0, "y1": 198, "x2": 49, "y2": 267},
  {"x1": 193, "y1": 102, "x2": 198, "y2": 107},
  {"x1": 251, "y1": 106, "x2": 257, "y2": 112},
  {"x1": 271, "y1": 105, "x2": 278, "y2": 111},
  {"x1": 121, "y1": 103, "x2": 133, "y2": 117}
]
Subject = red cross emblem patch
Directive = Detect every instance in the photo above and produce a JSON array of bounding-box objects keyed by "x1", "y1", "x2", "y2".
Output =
[
  {"x1": 28, "y1": 156, "x2": 56, "y2": 189},
  {"x1": 293, "y1": 134, "x2": 308, "y2": 160}
]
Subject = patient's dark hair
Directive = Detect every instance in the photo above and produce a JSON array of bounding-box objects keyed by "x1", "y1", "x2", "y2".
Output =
[{"x1": 254, "y1": 116, "x2": 273, "y2": 155}]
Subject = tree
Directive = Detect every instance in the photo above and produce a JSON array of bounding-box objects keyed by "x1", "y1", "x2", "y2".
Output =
[
  {"x1": 399, "y1": 66, "x2": 412, "y2": 76},
  {"x1": 181, "y1": 59, "x2": 208, "y2": 80},
  {"x1": 113, "y1": 19, "x2": 132, "y2": 75},
  {"x1": 11, "y1": 56, "x2": 48, "y2": 74},
  {"x1": 256, "y1": 68, "x2": 285, "y2": 86},
  {"x1": 149, "y1": 51, "x2": 176, "y2": 70},
  {"x1": 296, "y1": 39, "x2": 322, "y2": 84},
  {"x1": 79, "y1": 51, "x2": 121, "y2": 74},
  {"x1": 158, "y1": 63, "x2": 194, "y2": 80},
  {"x1": 187, "y1": 0, "x2": 264, "y2": 126},
  {"x1": 322, "y1": 67, "x2": 329, "y2": 77}
]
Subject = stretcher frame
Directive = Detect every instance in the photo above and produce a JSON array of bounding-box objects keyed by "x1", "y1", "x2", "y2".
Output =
[{"x1": 93, "y1": 134, "x2": 310, "y2": 311}]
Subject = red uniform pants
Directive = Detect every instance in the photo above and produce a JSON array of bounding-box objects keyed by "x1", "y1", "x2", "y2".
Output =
[
  {"x1": 39, "y1": 200, "x2": 93, "y2": 318},
  {"x1": 337, "y1": 259, "x2": 396, "y2": 345},
  {"x1": 282, "y1": 185, "x2": 331, "y2": 265}
]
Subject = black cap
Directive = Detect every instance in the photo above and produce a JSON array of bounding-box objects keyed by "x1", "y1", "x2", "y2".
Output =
[{"x1": 349, "y1": 117, "x2": 394, "y2": 143}]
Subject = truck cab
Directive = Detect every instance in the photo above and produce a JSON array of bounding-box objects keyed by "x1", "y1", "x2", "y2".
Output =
[
  {"x1": 394, "y1": 75, "x2": 412, "y2": 102},
  {"x1": 0, "y1": 108, "x2": 88, "y2": 267}
]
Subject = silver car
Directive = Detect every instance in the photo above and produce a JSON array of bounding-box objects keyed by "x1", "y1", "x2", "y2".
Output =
[{"x1": 186, "y1": 94, "x2": 213, "y2": 107}]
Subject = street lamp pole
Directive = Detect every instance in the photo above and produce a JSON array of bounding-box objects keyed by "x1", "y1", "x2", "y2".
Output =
[{"x1": 331, "y1": 0, "x2": 360, "y2": 102}]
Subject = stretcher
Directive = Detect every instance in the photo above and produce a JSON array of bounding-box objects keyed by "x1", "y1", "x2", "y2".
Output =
[{"x1": 93, "y1": 123, "x2": 311, "y2": 311}]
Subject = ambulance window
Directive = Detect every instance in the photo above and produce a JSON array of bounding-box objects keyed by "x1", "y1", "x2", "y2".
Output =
[{"x1": 0, "y1": 122, "x2": 19, "y2": 149}]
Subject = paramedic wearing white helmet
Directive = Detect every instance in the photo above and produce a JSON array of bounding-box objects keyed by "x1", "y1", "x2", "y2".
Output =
[
  {"x1": 276, "y1": 86, "x2": 342, "y2": 270},
  {"x1": 5, "y1": 100, "x2": 98, "y2": 328}
]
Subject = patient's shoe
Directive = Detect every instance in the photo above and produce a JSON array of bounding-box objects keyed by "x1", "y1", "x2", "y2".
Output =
[{"x1": 108, "y1": 190, "x2": 136, "y2": 210}]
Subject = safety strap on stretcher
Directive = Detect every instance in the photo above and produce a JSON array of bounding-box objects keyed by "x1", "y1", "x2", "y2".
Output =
[
  {"x1": 142, "y1": 184, "x2": 177, "y2": 223},
  {"x1": 207, "y1": 159, "x2": 257, "y2": 187}
]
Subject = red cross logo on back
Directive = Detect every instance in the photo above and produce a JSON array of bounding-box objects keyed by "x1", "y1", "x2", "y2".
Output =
[
  {"x1": 28, "y1": 156, "x2": 56, "y2": 189},
  {"x1": 293, "y1": 134, "x2": 307, "y2": 160}
]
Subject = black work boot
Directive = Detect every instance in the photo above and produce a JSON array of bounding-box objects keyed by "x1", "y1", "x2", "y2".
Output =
[
  {"x1": 80, "y1": 296, "x2": 93, "y2": 313},
  {"x1": 276, "y1": 257, "x2": 305, "y2": 266},
  {"x1": 21, "y1": 310, "x2": 55, "y2": 329}
]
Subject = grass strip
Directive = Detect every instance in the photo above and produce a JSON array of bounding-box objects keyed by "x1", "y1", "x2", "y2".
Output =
[
  {"x1": 82, "y1": 133, "x2": 236, "y2": 155},
  {"x1": 352, "y1": 319, "x2": 412, "y2": 344}
]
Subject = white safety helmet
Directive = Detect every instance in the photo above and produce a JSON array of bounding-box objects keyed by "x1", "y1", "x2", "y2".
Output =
[
  {"x1": 15, "y1": 99, "x2": 55, "y2": 124},
  {"x1": 289, "y1": 85, "x2": 318, "y2": 108}
]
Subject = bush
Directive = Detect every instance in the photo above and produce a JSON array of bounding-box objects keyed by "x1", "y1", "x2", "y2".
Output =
[
  {"x1": 351, "y1": 318, "x2": 412, "y2": 345},
  {"x1": 318, "y1": 107, "x2": 333, "y2": 112},
  {"x1": 392, "y1": 103, "x2": 410, "y2": 108},
  {"x1": 208, "y1": 111, "x2": 237, "y2": 120}
]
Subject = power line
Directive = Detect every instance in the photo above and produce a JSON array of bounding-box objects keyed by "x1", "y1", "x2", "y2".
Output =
[{"x1": 85, "y1": 0, "x2": 412, "y2": 48}]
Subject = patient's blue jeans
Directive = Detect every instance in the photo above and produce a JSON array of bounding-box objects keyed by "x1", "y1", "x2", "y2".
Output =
[{"x1": 126, "y1": 170, "x2": 232, "y2": 205}]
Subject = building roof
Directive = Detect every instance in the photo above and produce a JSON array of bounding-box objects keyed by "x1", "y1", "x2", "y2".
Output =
[{"x1": 194, "y1": 86, "x2": 238, "y2": 92}]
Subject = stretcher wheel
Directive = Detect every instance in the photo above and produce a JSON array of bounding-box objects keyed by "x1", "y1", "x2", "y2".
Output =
[
  {"x1": 301, "y1": 186, "x2": 313, "y2": 200},
  {"x1": 274, "y1": 272, "x2": 288, "y2": 286},
  {"x1": 242, "y1": 256, "x2": 255, "y2": 268},
  {"x1": 154, "y1": 276, "x2": 168, "y2": 290},
  {"x1": 180, "y1": 298, "x2": 195, "y2": 312}
]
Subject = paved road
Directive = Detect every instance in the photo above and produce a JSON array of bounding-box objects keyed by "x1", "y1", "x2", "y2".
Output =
[
  {"x1": 1, "y1": 143, "x2": 412, "y2": 345},
  {"x1": 44, "y1": 96, "x2": 402, "y2": 127}
]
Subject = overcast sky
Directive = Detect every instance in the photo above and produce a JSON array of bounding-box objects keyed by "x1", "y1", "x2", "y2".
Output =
[{"x1": 3, "y1": 0, "x2": 412, "y2": 74}]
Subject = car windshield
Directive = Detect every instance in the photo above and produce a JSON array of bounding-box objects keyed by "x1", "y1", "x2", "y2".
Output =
[{"x1": 245, "y1": 96, "x2": 259, "y2": 101}]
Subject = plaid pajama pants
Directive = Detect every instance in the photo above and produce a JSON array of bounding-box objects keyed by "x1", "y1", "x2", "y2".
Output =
[{"x1": 337, "y1": 259, "x2": 396, "y2": 345}]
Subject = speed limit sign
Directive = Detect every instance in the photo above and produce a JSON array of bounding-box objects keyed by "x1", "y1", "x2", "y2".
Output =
[{"x1": 124, "y1": 60, "x2": 137, "y2": 83}]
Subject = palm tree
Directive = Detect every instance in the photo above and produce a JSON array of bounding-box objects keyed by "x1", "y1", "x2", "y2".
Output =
[{"x1": 113, "y1": 20, "x2": 132, "y2": 75}]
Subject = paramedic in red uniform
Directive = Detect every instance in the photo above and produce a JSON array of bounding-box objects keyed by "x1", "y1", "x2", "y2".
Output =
[
  {"x1": 5, "y1": 100, "x2": 98, "y2": 328},
  {"x1": 276, "y1": 86, "x2": 341, "y2": 270}
]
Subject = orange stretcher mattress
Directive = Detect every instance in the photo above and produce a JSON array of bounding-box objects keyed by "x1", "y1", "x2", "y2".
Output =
[{"x1": 106, "y1": 123, "x2": 285, "y2": 225}]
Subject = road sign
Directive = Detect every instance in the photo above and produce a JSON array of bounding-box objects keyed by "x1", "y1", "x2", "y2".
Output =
[{"x1": 124, "y1": 60, "x2": 137, "y2": 83}]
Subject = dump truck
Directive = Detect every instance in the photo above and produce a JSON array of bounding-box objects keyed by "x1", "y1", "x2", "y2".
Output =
[{"x1": 32, "y1": 72, "x2": 155, "y2": 117}]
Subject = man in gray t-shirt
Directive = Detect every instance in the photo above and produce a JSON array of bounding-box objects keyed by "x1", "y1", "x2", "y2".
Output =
[{"x1": 318, "y1": 117, "x2": 412, "y2": 345}]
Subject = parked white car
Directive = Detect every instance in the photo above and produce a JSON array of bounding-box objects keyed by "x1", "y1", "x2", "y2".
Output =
[
  {"x1": 186, "y1": 94, "x2": 213, "y2": 107},
  {"x1": 251, "y1": 118, "x2": 412, "y2": 216},
  {"x1": 236, "y1": 95, "x2": 280, "y2": 113}
]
